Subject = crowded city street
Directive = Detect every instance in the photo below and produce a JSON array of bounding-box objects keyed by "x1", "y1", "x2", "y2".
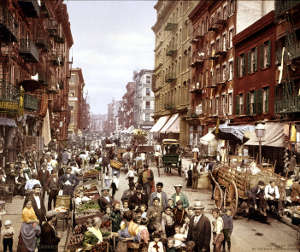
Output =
[{"x1": 0, "y1": 0, "x2": 300, "y2": 251}]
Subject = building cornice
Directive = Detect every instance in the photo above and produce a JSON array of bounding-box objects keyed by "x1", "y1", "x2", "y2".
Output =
[
  {"x1": 233, "y1": 11, "x2": 275, "y2": 46},
  {"x1": 152, "y1": 0, "x2": 176, "y2": 33}
]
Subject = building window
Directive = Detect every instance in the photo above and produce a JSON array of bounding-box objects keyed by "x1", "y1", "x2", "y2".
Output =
[
  {"x1": 223, "y1": 5, "x2": 228, "y2": 20},
  {"x1": 248, "y1": 47, "x2": 258, "y2": 74},
  {"x1": 145, "y1": 113, "x2": 150, "y2": 121},
  {"x1": 229, "y1": 28, "x2": 234, "y2": 48},
  {"x1": 238, "y1": 54, "x2": 246, "y2": 78},
  {"x1": 228, "y1": 93, "x2": 233, "y2": 115},
  {"x1": 146, "y1": 101, "x2": 150, "y2": 109},
  {"x1": 263, "y1": 87, "x2": 269, "y2": 113},
  {"x1": 223, "y1": 33, "x2": 227, "y2": 51},
  {"x1": 261, "y1": 40, "x2": 271, "y2": 69},
  {"x1": 222, "y1": 64, "x2": 227, "y2": 81},
  {"x1": 247, "y1": 91, "x2": 256, "y2": 115},
  {"x1": 229, "y1": 60, "x2": 233, "y2": 80},
  {"x1": 236, "y1": 94, "x2": 243, "y2": 115},
  {"x1": 229, "y1": 0, "x2": 235, "y2": 16},
  {"x1": 146, "y1": 88, "x2": 151, "y2": 96}
]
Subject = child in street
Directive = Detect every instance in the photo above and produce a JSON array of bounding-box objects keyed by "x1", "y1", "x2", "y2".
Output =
[
  {"x1": 111, "y1": 201, "x2": 122, "y2": 232},
  {"x1": 111, "y1": 171, "x2": 119, "y2": 199},
  {"x1": 2, "y1": 220, "x2": 14, "y2": 252},
  {"x1": 161, "y1": 206, "x2": 175, "y2": 237},
  {"x1": 222, "y1": 208, "x2": 233, "y2": 252},
  {"x1": 22, "y1": 200, "x2": 39, "y2": 226},
  {"x1": 173, "y1": 225, "x2": 187, "y2": 249},
  {"x1": 121, "y1": 199, "x2": 130, "y2": 214},
  {"x1": 125, "y1": 166, "x2": 136, "y2": 184},
  {"x1": 148, "y1": 232, "x2": 164, "y2": 252},
  {"x1": 140, "y1": 203, "x2": 147, "y2": 219},
  {"x1": 166, "y1": 238, "x2": 176, "y2": 252}
]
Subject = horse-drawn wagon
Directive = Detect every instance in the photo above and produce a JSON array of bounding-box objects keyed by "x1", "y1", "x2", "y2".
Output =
[{"x1": 211, "y1": 158, "x2": 286, "y2": 216}]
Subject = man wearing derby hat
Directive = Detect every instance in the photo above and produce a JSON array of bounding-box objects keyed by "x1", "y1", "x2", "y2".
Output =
[
  {"x1": 23, "y1": 184, "x2": 46, "y2": 224},
  {"x1": 187, "y1": 201, "x2": 211, "y2": 252},
  {"x1": 171, "y1": 184, "x2": 189, "y2": 209},
  {"x1": 248, "y1": 180, "x2": 267, "y2": 215},
  {"x1": 98, "y1": 187, "x2": 113, "y2": 212}
]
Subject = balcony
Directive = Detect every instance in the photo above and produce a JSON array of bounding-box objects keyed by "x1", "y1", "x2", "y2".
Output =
[
  {"x1": 0, "y1": 8, "x2": 18, "y2": 43},
  {"x1": 165, "y1": 73, "x2": 176, "y2": 83},
  {"x1": 215, "y1": 45, "x2": 227, "y2": 56},
  {"x1": 24, "y1": 94, "x2": 39, "y2": 111},
  {"x1": 18, "y1": 0, "x2": 40, "y2": 18},
  {"x1": 190, "y1": 82, "x2": 202, "y2": 94},
  {"x1": 165, "y1": 22, "x2": 177, "y2": 31},
  {"x1": 0, "y1": 81, "x2": 19, "y2": 112},
  {"x1": 275, "y1": 0, "x2": 300, "y2": 19},
  {"x1": 47, "y1": 20, "x2": 58, "y2": 37},
  {"x1": 275, "y1": 95, "x2": 300, "y2": 113},
  {"x1": 54, "y1": 34, "x2": 65, "y2": 44},
  {"x1": 35, "y1": 36, "x2": 49, "y2": 51},
  {"x1": 192, "y1": 29, "x2": 204, "y2": 43},
  {"x1": 166, "y1": 47, "x2": 177, "y2": 56},
  {"x1": 50, "y1": 52, "x2": 64, "y2": 66},
  {"x1": 191, "y1": 52, "x2": 204, "y2": 67},
  {"x1": 208, "y1": 16, "x2": 226, "y2": 32},
  {"x1": 19, "y1": 39, "x2": 39, "y2": 63}
]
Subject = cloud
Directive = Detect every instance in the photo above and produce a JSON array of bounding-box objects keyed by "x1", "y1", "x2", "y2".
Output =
[{"x1": 67, "y1": 2, "x2": 156, "y2": 114}]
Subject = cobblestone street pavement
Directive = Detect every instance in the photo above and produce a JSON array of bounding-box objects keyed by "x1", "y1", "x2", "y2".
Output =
[{"x1": 4, "y1": 158, "x2": 300, "y2": 251}]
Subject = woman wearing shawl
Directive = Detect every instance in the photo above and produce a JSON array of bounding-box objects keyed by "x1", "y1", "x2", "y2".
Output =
[
  {"x1": 17, "y1": 201, "x2": 41, "y2": 252},
  {"x1": 83, "y1": 217, "x2": 114, "y2": 250}
]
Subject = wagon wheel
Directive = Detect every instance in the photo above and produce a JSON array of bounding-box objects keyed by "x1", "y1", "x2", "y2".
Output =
[
  {"x1": 224, "y1": 180, "x2": 239, "y2": 216},
  {"x1": 213, "y1": 182, "x2": 224, "y2": 210}
]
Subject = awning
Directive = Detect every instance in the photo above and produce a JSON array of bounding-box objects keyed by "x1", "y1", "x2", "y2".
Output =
[
  {"x1": 0, "y1": 118, "x2": 16, "y2": 127},
  {"x1": 160, "y1": 113, "x2": 179, "y2": 134},
  {"x1": 244, "y1": 122, "x2": 288, "y2": 147},
  {"x1": 150, "y1": 115, "x2": 170, "y2": 133},
  {"x1": 127, "y1": 125, "x2": 135, "y2": 134},
  {"x1": 200, "y1": 131, "x2": 216, "y2": 145},
  {"x1": 216, "y1": 123, "x2": 255, "y2": 141},
  {"x1": 166, "y1": 114, "x2": 180, "y2": 133}
]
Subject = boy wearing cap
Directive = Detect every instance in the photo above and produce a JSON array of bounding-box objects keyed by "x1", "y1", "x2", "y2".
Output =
[
  {"x1": 171, "y1": 184, "x2": 189, "y2": 209},
  {"x1": 2, "y1": 220, "x2": 14, "y2": 252}
]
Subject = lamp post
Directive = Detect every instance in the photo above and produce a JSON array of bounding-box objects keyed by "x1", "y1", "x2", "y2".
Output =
[{"x1": 255, "y1": 123, "x2": 265, "y2": 164}]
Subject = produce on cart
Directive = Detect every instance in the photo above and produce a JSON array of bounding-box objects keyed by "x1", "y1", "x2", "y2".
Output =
[{"x1": 211, "y1": 158, "x2": 286, "y2": 216}]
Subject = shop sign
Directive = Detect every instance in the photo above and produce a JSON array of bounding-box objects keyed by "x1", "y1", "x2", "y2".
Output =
[{"x1": 0, "y1": 101, "x2": 19, "y2": 111}]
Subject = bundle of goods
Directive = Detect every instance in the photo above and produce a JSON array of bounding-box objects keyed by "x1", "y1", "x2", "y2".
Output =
[
  {"x1": 75, "y1": 201, "x2": 103, "y2": 225},
  {"x1": 67, "y1": 234, "x2": 84, "y2": 250},
  {"x1": 83, "y1": 169, "x2": 99, "y2": 179},
  {"x1": 110, "y1": 159, "x2": 122, "y2": 170},
  {"x1": 74, "y1": 183, "x2": 101, "y2": 202}
]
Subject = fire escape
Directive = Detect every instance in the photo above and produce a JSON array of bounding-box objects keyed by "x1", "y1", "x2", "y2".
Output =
[{"x1": 275, "y1": 0, "x2": 300, "y2": 115}]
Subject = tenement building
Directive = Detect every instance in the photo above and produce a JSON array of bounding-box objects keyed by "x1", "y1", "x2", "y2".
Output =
[
  {"x1": 133, "y1": 69, "x2": 155, "y2": 131},
  {"x1": 0, "y1": 0, "x2": 73, "y2": 162},
  {"x1": 152, "y1": 0, "x2": 198, "y2": 146}
]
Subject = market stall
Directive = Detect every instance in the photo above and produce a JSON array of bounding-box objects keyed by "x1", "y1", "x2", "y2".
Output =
[{"x1": 67, "y1": 180, "x2": 105, "y2": 251}]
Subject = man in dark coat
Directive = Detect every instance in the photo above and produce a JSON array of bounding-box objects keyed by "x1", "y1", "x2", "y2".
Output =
[
  {"x1": 121, "y1": 182, "x2": 135, "y2": 203},
  {"x1": 98, "y1": 187, "x2": 113, "y2": 212},
  {"x1": 58, "y1": 167, "x2": 79, "y2": 196},
  {"x1": 149, "y1": 182, "x2": 168, "y2": 210},
  {"x1": 129, "y1": 184, "x2": 148, "y2": 210},
  {"x1": 23, "y1": 184, "x2": 47, "y2": 224},
  {"x1": 187, "y1": 201, "x2": 211, "y2": 252},
  {"x1": 38, "y1": 164, "x2": 50, "y2": 200},
  {"x1": 38, "y1": 211, "x2": 60, "y2": 252},
  {"x1": 248, "y1": 180, "x2": 267, "y2": 216}
]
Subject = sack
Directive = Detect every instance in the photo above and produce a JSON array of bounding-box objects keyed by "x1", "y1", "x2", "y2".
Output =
[{"x1": 116, "y1": 240, "x2": 127, "y2": 252}]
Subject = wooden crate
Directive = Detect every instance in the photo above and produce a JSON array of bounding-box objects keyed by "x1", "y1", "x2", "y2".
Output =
[{"x1": 56, "y1": 195, "x2": 71, "y2": 209}]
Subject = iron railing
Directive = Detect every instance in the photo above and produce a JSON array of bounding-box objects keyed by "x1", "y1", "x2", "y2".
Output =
[
  {"x1": 275, "y1": 95, "x2": 300, "y2": 113},
  {"x1": 0, "y1": 6, "x2": 18, "y2": 42},
  {"x1": 19, "y1": 39, "x2": 39, "y2": 62},
  {"x1": 0, "y1": 80, "x2": 19, "y2": 111}
]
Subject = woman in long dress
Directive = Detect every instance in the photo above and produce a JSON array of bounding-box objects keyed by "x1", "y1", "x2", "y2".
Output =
[{"x1": 17, "y1": 200, "x2": 41, "y2": 252}]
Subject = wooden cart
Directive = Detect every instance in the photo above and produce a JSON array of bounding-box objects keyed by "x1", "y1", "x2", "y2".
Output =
[{"x1": 211, "y1": 161, "x2": 286, "y2": 216}]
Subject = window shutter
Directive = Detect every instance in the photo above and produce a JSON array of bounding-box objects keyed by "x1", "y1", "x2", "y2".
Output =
[
  {"x1": 256, "y1": 89, "x2": 263, "y2": 115},
  {"x1": 242, "y1": 55, "x2": 246, "y2": 77},
  {"x1": 235, "y1": 95, "x2": 240, "y2": 115},
  {"x1": 265, "y1": 88, "x2": 269, "y2": 113},
  {"x1": 267, "y1": 41, "x2": 271, "y2": 67},
  {"x1": 259, "y1": 44, "x2": 264, "y2": 69},
  {"x1": 248, "y1": 51, "x2": 251, "y2": 74},
  {"x1": 253, "y1": 90, "x2": 257, "y2": 114},
  {"x1": 236, "y1": 56, "x2": 240, "y2": 78},
  {"x1": 254, "y1": 47, "x2": 258, "y2": 72},
  {"x1": 246, "y1": 92, "x2": 250, "y2": 115}
]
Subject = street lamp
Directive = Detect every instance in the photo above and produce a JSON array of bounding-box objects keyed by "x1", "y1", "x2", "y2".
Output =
[{"x1": 255, "y1": 123, "x2": 265, "y2": 164}]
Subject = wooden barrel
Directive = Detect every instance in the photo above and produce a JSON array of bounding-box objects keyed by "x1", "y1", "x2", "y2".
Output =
[{"x1": 56, "y1": 195, "x2": 71, "y2": 209}]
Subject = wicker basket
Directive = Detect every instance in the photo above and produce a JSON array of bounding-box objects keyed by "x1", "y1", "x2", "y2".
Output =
[
  {"x1": 110, "y1": 160, "x2": 122, "y2": 169},
  {"x1": 56, "y1": 195, "x2": 71, "y2": 209}
]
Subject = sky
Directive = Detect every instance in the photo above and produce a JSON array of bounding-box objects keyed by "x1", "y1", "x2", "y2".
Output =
[{"x1": 66, "y1": 1, "x2": 156, "y2": 115}]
